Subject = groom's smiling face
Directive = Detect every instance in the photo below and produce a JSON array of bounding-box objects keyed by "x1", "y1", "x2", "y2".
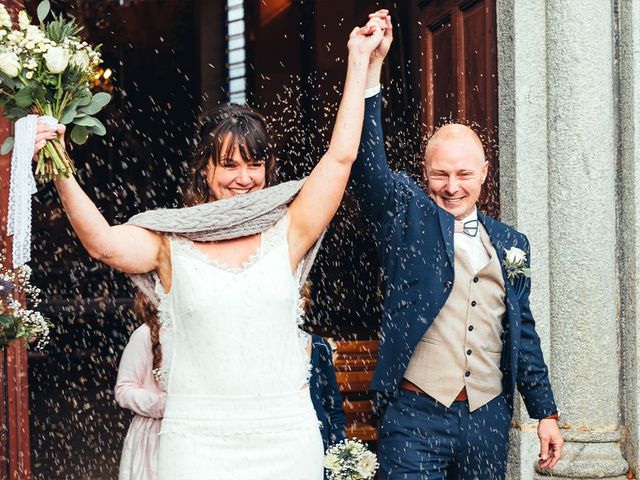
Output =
[{"x1": 423, "y1": 124, "x2": 488, "y2": 220}]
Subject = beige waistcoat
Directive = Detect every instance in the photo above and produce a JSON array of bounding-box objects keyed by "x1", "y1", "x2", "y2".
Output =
[{"x1": 404, "y1": 226, "x2": 506, "y2": 412}]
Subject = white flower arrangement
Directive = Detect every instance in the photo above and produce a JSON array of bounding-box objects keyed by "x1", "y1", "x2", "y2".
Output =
[
  {"x1": 503, "y1": 246, "x2": 531, "y2": 284},
  {"x1": 325, "y1": 439, "x2": 379, "y2": 480},
  {"x1": 0, "y1": 0, "x2": 110, "y2": 181},
  {"x1": 0, "y1": 258, "x2": 51, "y2": 349}
]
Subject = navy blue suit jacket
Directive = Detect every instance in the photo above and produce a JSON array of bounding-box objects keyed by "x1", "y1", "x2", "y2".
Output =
[
  {"x1": 350, "y1": 93, "x2": 557, "y2": 420},
  {"x1": 308, "y1": 334, "x2": 346, "y2": 450}
]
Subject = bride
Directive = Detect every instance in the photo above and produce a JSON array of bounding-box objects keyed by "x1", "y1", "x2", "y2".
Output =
[{"x1": 34, "y1": 17, "x2": 385, "y2": 480}]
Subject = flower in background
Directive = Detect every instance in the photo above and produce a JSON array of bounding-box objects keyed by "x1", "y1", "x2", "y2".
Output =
[{"x1": 0, "y1": 258, "x2": 50, "y2": 349}]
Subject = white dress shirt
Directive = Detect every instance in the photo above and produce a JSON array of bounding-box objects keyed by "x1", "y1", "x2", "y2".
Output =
[
  {"x1": 455, "y1": 209, "x2": 490, "y2": 274},
  {"x1": 365, "y1": 84, "x2": 381, "y2": 98}
]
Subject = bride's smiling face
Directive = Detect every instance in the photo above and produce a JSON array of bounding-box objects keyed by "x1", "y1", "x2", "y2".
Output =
[{"x1": 206, "y1": 134, "x2": 267, "y2": 200}]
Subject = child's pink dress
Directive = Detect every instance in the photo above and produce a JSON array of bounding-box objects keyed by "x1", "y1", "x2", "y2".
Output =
[{"x1": 115, "y1": 323, "x2": 172, "y2": 480}]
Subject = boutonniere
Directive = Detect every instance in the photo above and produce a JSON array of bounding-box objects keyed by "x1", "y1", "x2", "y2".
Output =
[{"x1": 503, "y1": 247, "x2": 531, "y2": 284}]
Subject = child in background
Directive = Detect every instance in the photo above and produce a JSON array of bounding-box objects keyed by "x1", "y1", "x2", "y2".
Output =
[{"x1": 115, "y1": 292, "x2": 172, "y2": 480}]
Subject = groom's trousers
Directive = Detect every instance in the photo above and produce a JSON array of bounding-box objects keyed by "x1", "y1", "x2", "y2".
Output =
[{"x1": 378, "y1": 388, "x2": 513, "y2": 480}]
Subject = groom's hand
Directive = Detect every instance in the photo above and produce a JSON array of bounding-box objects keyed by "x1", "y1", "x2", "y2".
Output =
[
  {"x1": 366, "y1": 10, "x2": 393, "y2": 67},
  {"x1": 362, "y1": 10, "x2": 392, "y2": 89},
  {"x1": 537, "y1": 418, "x2": 563, "y2": 470}
]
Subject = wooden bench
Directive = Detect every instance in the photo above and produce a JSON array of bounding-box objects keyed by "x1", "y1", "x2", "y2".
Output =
[{"x1": 334, "y1": 340, "x2": 379, "y2": 442}]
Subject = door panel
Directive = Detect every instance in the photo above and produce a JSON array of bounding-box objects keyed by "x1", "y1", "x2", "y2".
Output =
[{"x1": 420, "y1": 0, "x2": 499, "y2": 216}]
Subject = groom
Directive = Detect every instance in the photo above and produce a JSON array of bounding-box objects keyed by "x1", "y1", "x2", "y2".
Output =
[{"x1": 351, "y1": 11, "x2": 564, "y2": 479}]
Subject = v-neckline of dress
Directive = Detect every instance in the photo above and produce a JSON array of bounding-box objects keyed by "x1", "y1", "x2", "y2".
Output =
[{"x1": 188, "y1": 233, "x2": 265, "y2": 275}]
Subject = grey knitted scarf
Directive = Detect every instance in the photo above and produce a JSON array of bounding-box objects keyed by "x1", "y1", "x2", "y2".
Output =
[{"x1": 125, "y1": 178, "x2": 322, "y2": 304}]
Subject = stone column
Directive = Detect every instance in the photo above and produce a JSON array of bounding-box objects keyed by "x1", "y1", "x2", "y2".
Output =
[
  {"x1": 537, "y1": 0, "x2": 627, "y2": 477},
  {"x1": 619, "y1": 0, "x2": 640, "y2": 476},
  {"x1": 496, "y1": 1, "x2": 551, "y2": 477}
]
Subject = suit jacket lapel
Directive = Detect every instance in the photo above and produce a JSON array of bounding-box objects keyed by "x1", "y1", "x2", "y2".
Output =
[
  {"x1": 436, "y1": 205, "x2": 455, "y2": 266},
  {"x1": 479, "y1": 212, "x2": 521, "y2": 315},
  {"x1": 478, "y1": 213, "x2": 507, "y2": 280}
]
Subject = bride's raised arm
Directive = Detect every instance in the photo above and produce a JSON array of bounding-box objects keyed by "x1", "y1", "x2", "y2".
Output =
[
  {"x1": 33, "y1": 126, "x2": 163, "y2": 275},
  {"x1": 287, "y1": 22, "x2": 384, "y2": 267}
]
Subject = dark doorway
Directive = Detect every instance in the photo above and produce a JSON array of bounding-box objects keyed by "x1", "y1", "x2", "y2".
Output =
[
  {"x1": 27, "y1": 1, "x2": 201, "y2": 478},
  {"x1": 419, "y1": 0, "x2": 499, "y2": 216}
]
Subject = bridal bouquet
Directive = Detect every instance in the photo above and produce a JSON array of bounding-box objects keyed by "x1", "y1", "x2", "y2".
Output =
[
  {"x1": 0, "y1": 0, "x2": 110, "y2": 181},
  {"x1": 0, "y1": 258, "x2": 50, "y2": 349},
  {"x1": 325, "y1": 439, "x2": 379, "y2": 480}
]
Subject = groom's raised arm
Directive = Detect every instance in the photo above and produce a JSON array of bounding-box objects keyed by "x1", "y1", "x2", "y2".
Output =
[
  {"x1": 349, "y1": 11, "x2": 400, "y2": 226},
  {"x1": 349, "y1": 90, "x2": 398, "y2": 225}
]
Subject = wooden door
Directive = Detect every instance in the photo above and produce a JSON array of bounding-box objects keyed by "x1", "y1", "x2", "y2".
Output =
[{"x1": 419, "y1": 0, "x2": 499, "y2": 215}]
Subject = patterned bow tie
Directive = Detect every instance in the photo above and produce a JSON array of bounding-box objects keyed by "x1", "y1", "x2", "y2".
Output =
[{"x1": 454, "y1": 219, "x2": 479, "y2": 237}]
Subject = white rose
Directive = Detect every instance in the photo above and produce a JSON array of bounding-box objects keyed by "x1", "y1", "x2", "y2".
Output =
[
  {"x1": 17, "y1": 11, "x2": 29, "y2": 30},
  {"x1": 44, "y1": 46, "x2": 70, "y2": 74},
  {"x1": 70, "y1": 50, "x2": 90, "y2": 69},
  {"x1": 0, "y1": 51, "x2": 21, "y2": 77},
  {"x1": 356, "y1": 451, "x2": 378, "y2": 478},
  {"x1": 505, "y1": 247, "x2": 526, "y2": 264},
  {"x1": 324, "y1": 452, "x2": 340, "y2": 471}
]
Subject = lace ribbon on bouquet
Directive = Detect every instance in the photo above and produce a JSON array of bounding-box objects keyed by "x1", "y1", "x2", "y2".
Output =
[{"x1": 7, "y1": 115, "x2": 56, "y2": 267}]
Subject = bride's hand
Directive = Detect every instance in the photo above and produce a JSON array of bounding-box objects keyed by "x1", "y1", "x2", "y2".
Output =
[
  {"x1": 34, "y1": 119, "x2": 65, "y2": 157},
  {"x1": 347, "y1": 20, "x2": 385, "y2": 59}
]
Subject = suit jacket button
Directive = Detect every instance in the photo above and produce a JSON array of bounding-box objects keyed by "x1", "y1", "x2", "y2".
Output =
[{"x1": 445, "y1": 281, "x2": 452, "y2": 288}]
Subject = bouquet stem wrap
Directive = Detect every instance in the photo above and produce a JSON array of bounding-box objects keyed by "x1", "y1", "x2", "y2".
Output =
[{"x1": 6, "y1": 115, "x2": 55, "y2": 267}]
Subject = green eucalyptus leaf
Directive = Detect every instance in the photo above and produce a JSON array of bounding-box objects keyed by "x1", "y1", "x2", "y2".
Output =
[
  {"x1": 77, "y1": 102, "x2": 102, "y2": 116},
  {"x1": 13, "y1": 88, "x2": 33, "y2": 108},
  {"x1": 59, "y1": 107, "x2": 77, "y2": 125},
  {"x1": 74, "y1": 116, "x2": 98, "y2": 127},
  {"x1": 91, "y1": 92, "x2": 111, "y2": 108},
  {"x1": 88, "y1": 118, "x2": 106, "y2": 136},
  {"x1": 37, "y1": 0, "x2": 51, "y2": 23},
  {"x1": 77, "y1": 95, "x2": 92, "y2": 107},
  {"x1": 1, "y1": 136, "x2": 14, "y2": 155},
  {"x1": 70, "y1": 125, "x2": 88, "y2": 145}
]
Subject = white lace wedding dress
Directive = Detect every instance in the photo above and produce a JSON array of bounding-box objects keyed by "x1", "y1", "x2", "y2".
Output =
[{"x1": 156, "y1": 214, "x2": 324, "y2": 480}]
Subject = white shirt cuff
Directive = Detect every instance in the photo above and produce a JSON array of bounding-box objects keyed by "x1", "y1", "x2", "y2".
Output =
[{"x1": 365, "y1": 84, "x2": 381, "y2": 98}]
